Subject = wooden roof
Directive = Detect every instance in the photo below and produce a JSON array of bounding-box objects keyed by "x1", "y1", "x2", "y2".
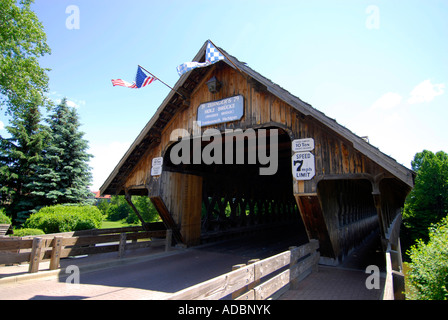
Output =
[{"x1": 100, "y1": 40, "x2": 414, "y2": 195}]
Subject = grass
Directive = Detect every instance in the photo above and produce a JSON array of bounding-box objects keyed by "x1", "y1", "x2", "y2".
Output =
[{"x1": 100, "y1": 218, "x2": 138, "y2": 229}]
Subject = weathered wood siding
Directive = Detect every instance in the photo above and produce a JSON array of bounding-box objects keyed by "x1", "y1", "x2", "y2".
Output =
[
  {"x1": 160, "y1": 172, "x2": 202, "y2": 246},
  {"x1": 124, "y1": 63, "x2": 388, "y2": 193},
  {"x1": 120, "y1": 62, "x2": 409, "y2": 256}
]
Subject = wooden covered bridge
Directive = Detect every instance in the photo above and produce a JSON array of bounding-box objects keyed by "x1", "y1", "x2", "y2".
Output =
[{"x1": 100, "y1": 40, "x2": 414, "y2": 266}]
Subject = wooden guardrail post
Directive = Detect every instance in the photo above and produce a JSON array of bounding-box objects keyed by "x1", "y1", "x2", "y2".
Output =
[
  {"x1": 28, "y1": 237, "x2": 43, "y2": 273},
  {"x1": 289, "y1": 246, "x2": 299, "y2": 290},
  {"x1": 231, "y1": 264, "x2": 247, "y2": 299},
  {"x1": 231, "y1": 259, "x2": 260, "y2": 300},
  {"x1": 165, "y1": 229, "x2": 172, "y2": 252},
  {"x1": 118, "y1": 233, "x2": 127, "y2": 258},
  {"x1": 49, "y1": 236, "x2": 63, "y2": 270},
  {"x1": 247, "y1": 259, "x2": 260, "y2": 290}
]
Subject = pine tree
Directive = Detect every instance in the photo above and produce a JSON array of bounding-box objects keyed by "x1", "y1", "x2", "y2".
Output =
[
  {"x1": 37, "y1": 98, "x2": 93, "y2": 204},
  {"x1": 0, "y1": 104, "x2": 48, "y2": 224}
]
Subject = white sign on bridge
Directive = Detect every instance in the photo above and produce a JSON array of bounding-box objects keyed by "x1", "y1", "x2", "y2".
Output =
[
  {"x1": 152, "y1": 157, "x2": 163, "y2": 167},
  {"x1": 292, "y1": 152, "x2": 315, "y2": 180},
  {"x1": 151, "y1": 157, "x2": 163, "y2": 176},
  {"x1": 292, "y1": 138, "x2": 314, "y2": 152}
]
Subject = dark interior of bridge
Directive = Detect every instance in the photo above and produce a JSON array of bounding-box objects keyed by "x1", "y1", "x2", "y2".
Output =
[{"x1": 164, "y1": 127, "x2": 309, "y2": 248}]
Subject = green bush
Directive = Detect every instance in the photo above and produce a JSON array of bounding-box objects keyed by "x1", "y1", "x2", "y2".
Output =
[
  {"x1": 106, "y1": 198, "x2": 131, "y2": 221},
  {"x1": 96, "y1": 198, "x2": 111, "y2": 216},
  {"x1": 0, "y1": 209, "x2": 12, "y2": 224},
  {"x1": 406, "y1": 216, "x2": 448, "y2": 300},
  {"x1": 13, "y1": 228, "x2": 45, "y2": 237},
  {"x1": 103, "y1": 195, "x2": 160, "y2": 224},
  {"x1": 126, "y1": 196, "x2": 160, "y2": 224},
  {"x1": 25, "y1": 205, "x2": 103, "y2": 234}
]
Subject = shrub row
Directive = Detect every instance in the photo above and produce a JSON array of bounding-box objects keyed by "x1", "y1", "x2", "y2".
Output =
[
  {"x1": 25, "y1": 205, "x2": 102, "y2": 234},
  {"x1": 13, "y1": 228, "x2": 45, "y2": 237}
]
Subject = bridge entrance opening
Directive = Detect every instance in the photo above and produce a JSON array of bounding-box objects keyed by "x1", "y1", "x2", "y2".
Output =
[{"x1": 164, "y1": 127, "x2": 307, "y2": 246}]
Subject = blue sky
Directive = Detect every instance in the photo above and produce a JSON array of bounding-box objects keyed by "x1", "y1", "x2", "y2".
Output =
[{"x1": 1, "y1": 0, "x2": 447, "y2": 191}]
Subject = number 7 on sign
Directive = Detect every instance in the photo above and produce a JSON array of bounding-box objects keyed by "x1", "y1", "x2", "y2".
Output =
[{"x1": 294, "y1": 160, "x2": 304, "y2": 172}]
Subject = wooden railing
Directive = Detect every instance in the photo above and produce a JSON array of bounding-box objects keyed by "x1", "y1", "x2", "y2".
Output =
[
  {"x1": 0, "y1": 225, "x2": 172, "y2": 273},
  {"x1": 0, "y1": 224, "x2": 12, "y2": 237},
  {"x1": 382, "y1": 212, "x2": 405, "y2": 300},
  {"x1": 167, "y1": 239, "x2": 319, "y2": 300}
]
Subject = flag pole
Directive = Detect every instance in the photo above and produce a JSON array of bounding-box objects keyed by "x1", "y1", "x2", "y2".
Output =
[{"x1": 138, "y1": 65, "x2": 186, "y2": 100}]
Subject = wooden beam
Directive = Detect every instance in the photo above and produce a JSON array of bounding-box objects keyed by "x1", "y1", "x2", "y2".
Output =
[
  {"x1": 125, "y1": 193, "x2": 149, "y2": 231},
  {"x1": 295, "y1": 195, "x2": 336, "y2": 261},
  {"x1": 118, "y1": 233, "x2": 127, "y2": 258},
  {"x1": 49, "y1": 236, "x2": 62, "y2": 270},
  {"x1": 28, "y1": 237, "x2": 43, "y2": 273},
  {"x1": 150, "y1": 196, "x2": 185, "y2": 245}
]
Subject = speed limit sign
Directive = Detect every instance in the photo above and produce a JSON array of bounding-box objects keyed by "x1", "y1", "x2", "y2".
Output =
[{"x1": 292, "y1": 152, "x2": 315, "y2": 180}]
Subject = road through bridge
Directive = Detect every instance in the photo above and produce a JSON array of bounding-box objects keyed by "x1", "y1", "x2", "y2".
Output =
[{"x1": 0, "y1": 227, "x2": 384, "y2": 300}]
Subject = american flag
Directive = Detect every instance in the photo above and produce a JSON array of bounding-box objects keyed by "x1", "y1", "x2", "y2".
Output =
[{"x1": 112, "y1": 66, "x2": 156, "y2": 88}]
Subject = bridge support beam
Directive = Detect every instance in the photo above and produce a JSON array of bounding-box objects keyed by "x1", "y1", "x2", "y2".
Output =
[
  {"x1": 295, "y1": 194, "x2": 337, "y2": 265},
  {"x1": 125, "y1": 192, "x2": 150, "y2": 231},
  {"x1": 147, "y1": 171, "x2": 202, "y2": 247}
]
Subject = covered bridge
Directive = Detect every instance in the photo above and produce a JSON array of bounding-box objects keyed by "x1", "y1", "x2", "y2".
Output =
[{"x1": 100, "y1": 40, "x2": 414, "y2": 265}]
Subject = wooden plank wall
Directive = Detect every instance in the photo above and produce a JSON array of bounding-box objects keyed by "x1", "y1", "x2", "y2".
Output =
[{"x1": 158, "y1": 172, "x2": 202, "y2": 246}]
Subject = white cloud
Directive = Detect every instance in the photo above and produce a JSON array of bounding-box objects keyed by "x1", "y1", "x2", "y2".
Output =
[
  {"x1": 49, "y1": 91, "x2": 86, "y2": 109},
  {"x1": 66, "y1": 100, "x2": 81, "y2": 108},
  {"x1": 61, "y1": 99, "x2": 86, "y2": 109},
  {"x1": 0, "y1": 120, "x2": 4, "y2": 130},
  {"x1": 371, "y1": 92, "x2": 403, "y2": 110},
  {"x1": 88, "y1": 141, "x2": 132, "y2": 191},
  {"x1": 408, "y1": 79, "x2": 445, "y2": 104}
]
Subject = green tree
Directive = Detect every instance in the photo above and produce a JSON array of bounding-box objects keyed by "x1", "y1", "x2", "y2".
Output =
[
  {"x1": 0, "y1": 0, "x2": 51, "y2": 115},
  {"x1": 0, "y1": 104, "x2": 48, "y2": 224},
  {"x1": 30, "y1": 99, "x2": 93, "y2": 205},
  {"x1": 96, "y1": 198, "x2": 111, "y2": 216},
  {"x1": 105, "y1": 195, "x2": 160, "y2": 224},
  {"x1": 106, "y1": 196, "x2": 131, "y2": 221},
  {"x1": 127, "y1": 196, "x2": 160, "y2": 224},
  {"x1": 403, "y1": 150, "x2": 448, "y2": 244}
]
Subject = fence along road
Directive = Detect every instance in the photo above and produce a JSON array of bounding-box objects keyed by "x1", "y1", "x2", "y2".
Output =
[{"x1": 0, "y1": 226, "x2": 171, "y2": 274}]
